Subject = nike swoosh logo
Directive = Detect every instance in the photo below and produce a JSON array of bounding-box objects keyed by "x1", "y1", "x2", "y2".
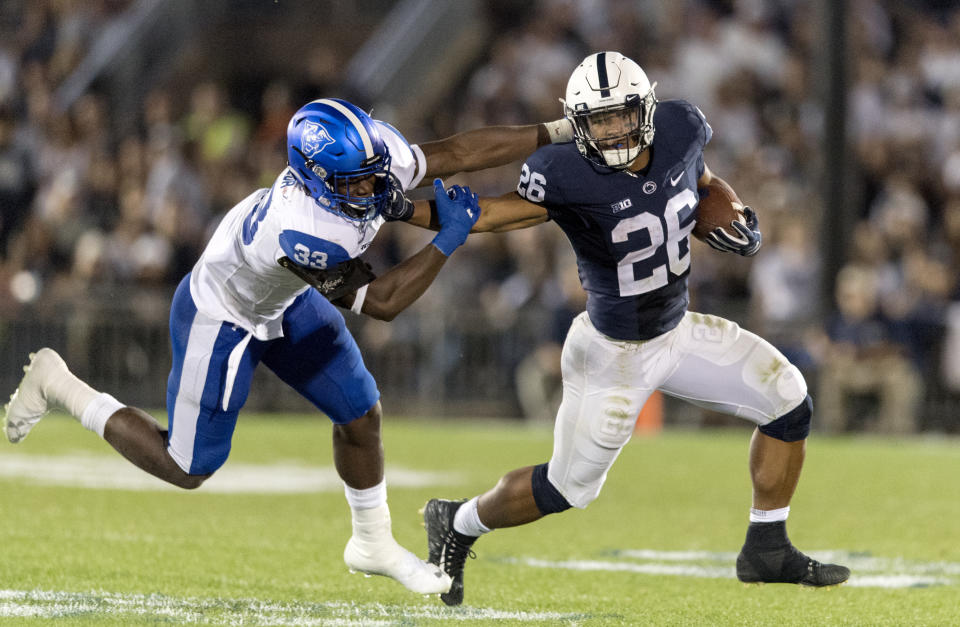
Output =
[{"x1": 670, "y1": 172, "x2": 683, "y2": 186}]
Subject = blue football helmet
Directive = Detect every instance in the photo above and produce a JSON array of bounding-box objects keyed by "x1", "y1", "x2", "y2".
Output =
[{"x1": 287, "y1": 98, "x2": 394, "y2": 222}]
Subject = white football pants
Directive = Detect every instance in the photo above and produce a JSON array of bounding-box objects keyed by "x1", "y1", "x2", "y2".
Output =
[{"x1": 547, "y1": 310, "x2": 808, "y2": 508}]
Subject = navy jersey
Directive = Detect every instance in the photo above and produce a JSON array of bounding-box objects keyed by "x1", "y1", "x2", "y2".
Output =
[{"x1": 518, "y1": 100, "x2": 713, "y2": 341}]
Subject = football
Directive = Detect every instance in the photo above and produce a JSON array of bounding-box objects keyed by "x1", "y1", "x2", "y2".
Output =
[{"x1": 692, "y1": 180, "x2": 745, "y2": 240}]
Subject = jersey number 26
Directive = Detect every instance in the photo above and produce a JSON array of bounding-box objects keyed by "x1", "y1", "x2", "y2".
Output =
[
  {"x1": 517, "y1": 164, "x2": 546, "y2": 202},
  {"x1": 612, "y1": 188, "x2": 697, "y2": 296}
]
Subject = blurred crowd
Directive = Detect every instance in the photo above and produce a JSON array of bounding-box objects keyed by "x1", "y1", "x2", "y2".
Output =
[{"x1": 2, "y1": 0, "x2": 959, "y2": 430}]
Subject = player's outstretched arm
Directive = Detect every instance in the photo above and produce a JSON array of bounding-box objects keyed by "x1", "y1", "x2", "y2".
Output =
[
  {"x1": 473, "y1": 191, "x2": 549, "y2": 232},
  {"x1": 338, "y1": 180, "x2": 480, "y2": 320},
  {"x1": 340, "y1": 245, "x2": 447, "y2": 321},
  {"x1": 417, "y1": 119, "x2": 574, "y2": 184},
  {"x1": 406, "y1": 190, "x2": 547, "y2": 232}
]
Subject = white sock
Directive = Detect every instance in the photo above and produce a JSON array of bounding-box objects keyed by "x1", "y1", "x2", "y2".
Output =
[
  {"x1": 750, "y1": 506, "x2": 790, "y2": 523},
  {"x1": 345, "y1": 481, "x2": 391, "y2": 543},
  {"x1": 344, "y1": 479, "x2": 387, "y2": 510},
  {"x1": 79, "y1": 392, "x2": 124, "y2": 438},
  {"x1": 45, "y1": 365, "x2": 99, "y2": 419},
  {"x1": 453, "y1": 496, "x2": 490, "y2": 537},
  {"x1": 349, "y1": 502, "x2": 394, "y2": 544}
]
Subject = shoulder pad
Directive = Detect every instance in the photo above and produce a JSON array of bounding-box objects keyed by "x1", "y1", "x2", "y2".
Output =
[
  {"x1": 655, "y1": 99, "x2": 712, "y2": 164},
  {"x1": 656, "y1": 100, "x2": 712, "y2": 147},
  {"x1": 375, "y1": 120, "x2": 418, "y2": 191},
  {"x1": 519, "y1": 143, "x2": 586, "y2": 206},
  {"x1": 375, "y1": 120, "x2": 407, "y2": 143}
]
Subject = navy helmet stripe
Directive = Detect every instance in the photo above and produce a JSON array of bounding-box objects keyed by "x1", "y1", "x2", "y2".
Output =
[{"x1": 596, "y1": 52, "x2": 611, "y2": 97}]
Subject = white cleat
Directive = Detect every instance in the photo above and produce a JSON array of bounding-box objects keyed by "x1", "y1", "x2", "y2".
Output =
[
  {"x1": 4, "y1": 348, "x2": 67, "y2": 443},
  {"x1": 344, "y1": 534, "x2": 453, "y2": 595}
]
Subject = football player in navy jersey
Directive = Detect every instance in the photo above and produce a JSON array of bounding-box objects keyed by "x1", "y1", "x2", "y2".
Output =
[
  {"x1": 2, "y1": 97, "x2": 574, "y2": 596},
  {"x1": 420, "y1": 52, "x2": 850, "y2": 605}
]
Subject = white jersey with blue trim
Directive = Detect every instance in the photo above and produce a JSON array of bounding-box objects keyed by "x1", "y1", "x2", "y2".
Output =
[{"x1": 190, "y1": 121, "x2": 425, "y2": 340}]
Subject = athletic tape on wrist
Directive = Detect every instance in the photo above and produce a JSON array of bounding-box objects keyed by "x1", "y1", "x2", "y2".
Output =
[
  {"x1": 350, "y1": 284, "x2": 369, "y2": 314},
  {"x1": 544, "y1": 118, "x2": 574, "y2": 143}
]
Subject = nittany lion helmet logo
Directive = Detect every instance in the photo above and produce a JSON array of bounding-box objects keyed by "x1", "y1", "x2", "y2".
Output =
[{"x1": 301, "y1": 121, "x2": 335, "y2": 157}]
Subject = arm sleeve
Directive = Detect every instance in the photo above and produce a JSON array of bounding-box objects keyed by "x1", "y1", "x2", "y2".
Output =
[{"x1": 278, "y1": 229, "x2": 352, "y2": 268}]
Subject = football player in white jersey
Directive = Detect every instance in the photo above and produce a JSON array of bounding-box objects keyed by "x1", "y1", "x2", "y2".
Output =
[
  {"x1": 2, "y1": 97, "x2": 573, "y2": 595},
  {"x1": 419, "y1": 52, "x2": 850, "y2": 605}
]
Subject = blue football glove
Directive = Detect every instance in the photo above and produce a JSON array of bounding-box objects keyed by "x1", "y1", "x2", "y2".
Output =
[
  {"x1": 704, "y1": 206, "x2": 762, "y2": 256},
  {"x1": 431, "y1": 178, "x2": 480, "y2": 256}
]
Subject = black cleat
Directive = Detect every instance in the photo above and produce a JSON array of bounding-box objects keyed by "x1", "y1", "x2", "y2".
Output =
[
  {"x1": 422, "y1": 498, "x2": 477, "y2": 606},
  {"x1": 735, "y1": 521, "x2": 850, "y2": 587}
]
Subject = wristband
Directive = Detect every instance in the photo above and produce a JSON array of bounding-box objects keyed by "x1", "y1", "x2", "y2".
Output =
[
  {"x1": 543, "y1": 118, "x2": 574, "y2": 143},
  {"x1": 350, "y1": 283, "x2": 369, "y2": 313}
]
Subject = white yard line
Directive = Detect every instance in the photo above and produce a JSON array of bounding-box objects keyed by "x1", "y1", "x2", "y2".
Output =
[
  {"x1": 0, "y1": 591, "x2": 584, "y2": 625},
  {"x1": 506, "y1": 550, "x2": 959, "y2": 588},
  {"x1": 1, "y1": 550, "x2": 955, "y2": 623},
  {"x1": 0, "y1": 453, "x2": 459, "y2": 493}
]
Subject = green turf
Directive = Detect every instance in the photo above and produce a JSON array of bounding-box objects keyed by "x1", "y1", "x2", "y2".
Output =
[{"x1": 2, "y1": 412, "x2": 959, "y2": 625}]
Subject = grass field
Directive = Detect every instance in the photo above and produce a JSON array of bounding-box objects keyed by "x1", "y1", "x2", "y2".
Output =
[{"x1": 2, "y1": 412, "x2": 960, "y2": 625}]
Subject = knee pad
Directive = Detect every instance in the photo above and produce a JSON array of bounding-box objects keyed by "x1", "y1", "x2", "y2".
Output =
[
  {"x1": 758, "y1": 394, "x2": 813, "y2": 442},
  {"x1": 531, "y1": 463, "x2": 572, "y2": 515}
]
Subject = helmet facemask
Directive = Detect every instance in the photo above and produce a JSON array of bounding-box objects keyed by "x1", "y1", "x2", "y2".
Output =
[
  {"x1": 567, "y1": 87, "x2": 657, "y2": 170},
  {"x1": 291, "y1": 141, "x2": 394, "y2": 224},
  {"x1": 328, "y1": 152, "x2": 395, "y2": 222}
]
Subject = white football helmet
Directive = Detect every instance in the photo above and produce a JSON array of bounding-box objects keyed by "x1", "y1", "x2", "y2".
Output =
[{"x1": 562, "y1": 51, "x2": 657, "y2": 169}]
